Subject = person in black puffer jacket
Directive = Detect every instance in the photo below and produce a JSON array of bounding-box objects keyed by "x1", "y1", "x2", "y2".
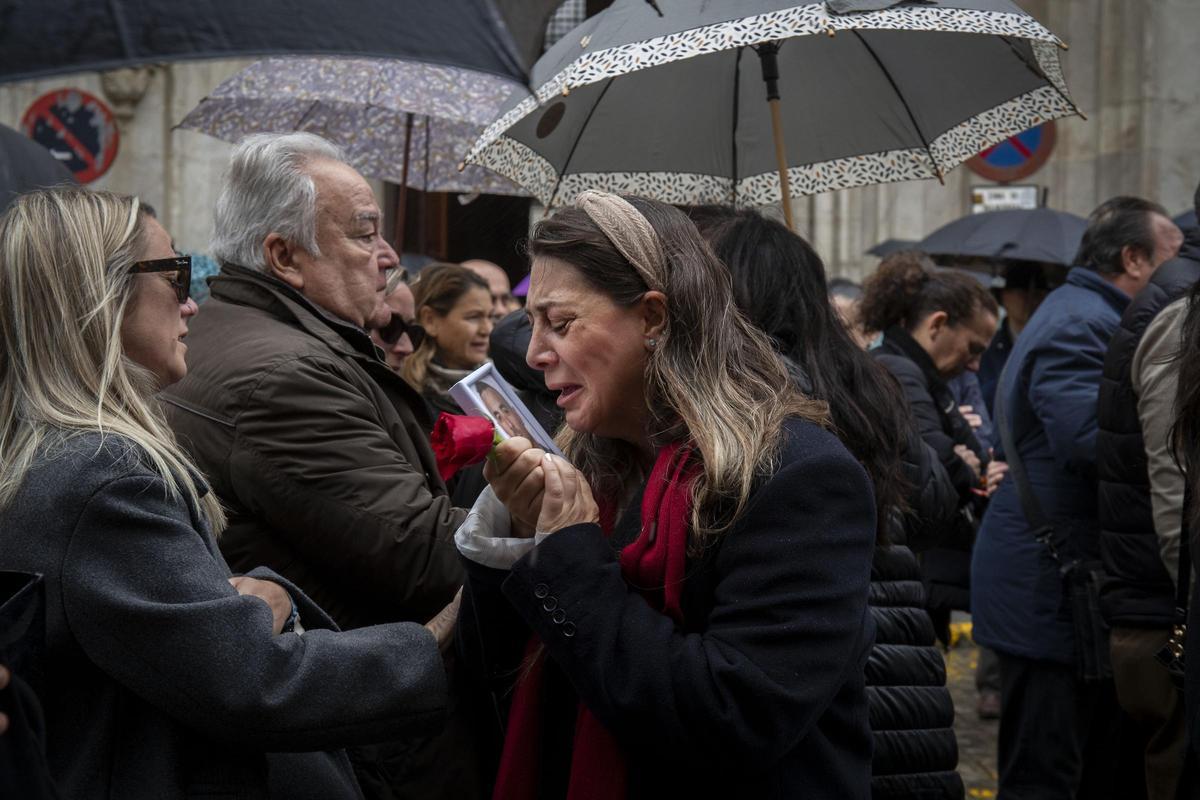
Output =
[
  {"x1": 690, "y1": 207, "x2": 964, "y2": 799},
  {"x1": 860, "y1": 252, "x2": 999, "y2": 645}
]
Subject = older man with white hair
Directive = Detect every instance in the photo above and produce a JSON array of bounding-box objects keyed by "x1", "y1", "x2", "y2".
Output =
[{"x1": 164, "y1": 133, "x2": 476, "y2": 799}]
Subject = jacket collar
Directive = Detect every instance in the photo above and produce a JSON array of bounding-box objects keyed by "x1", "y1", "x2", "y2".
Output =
[
  {"x1": 207, "y1": 264, "x2": 381, "y2": 363},
  {"x1": 1067, "y1": 266, "x2": 1132, "y2": 315},
  {"x1": 880, "y1": 325, "x2": 945, "y2": 391}
]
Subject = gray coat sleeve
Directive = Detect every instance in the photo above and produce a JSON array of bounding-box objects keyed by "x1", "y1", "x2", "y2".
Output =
[
  {"x1": 60, "y1": 473, "x2": 448, "y2": 752},
  {"x1": 1131, "y1": 298, "x2": 1187, "y2": 584}
]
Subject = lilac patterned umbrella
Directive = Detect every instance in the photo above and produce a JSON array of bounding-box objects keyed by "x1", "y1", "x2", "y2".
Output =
[{"x1": 179, "y1": 56, "x2": 529, "y2": 198}]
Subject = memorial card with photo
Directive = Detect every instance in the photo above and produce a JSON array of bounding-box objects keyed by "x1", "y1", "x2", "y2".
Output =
[{"x1": 449, "y1": 363, "x2": 564, "y2": 456}]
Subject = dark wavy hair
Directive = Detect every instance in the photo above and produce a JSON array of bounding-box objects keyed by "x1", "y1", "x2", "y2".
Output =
[
  {"x1": 1174, "y1": 283, "x2": 1200, "y2": 530},
  {"x1": 688, "y1": 205, "x2": 906, "y2": 542},
  {"x1": 860, "y1": 250, "x2": 998, "y2": 334},
  {"x1": 1075, "y1": 196, "x2": 1169, "y2": 277}
]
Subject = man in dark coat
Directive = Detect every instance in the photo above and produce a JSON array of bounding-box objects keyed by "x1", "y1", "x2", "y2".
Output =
[
  {"x1": 972, "y1": 196, "x2": 1183, "y2": 799},
  {"x1": 164, "y1": 132, "x2": 472, "y2": 799},
  {"x1": 1097, "y1": 186, "x2": 1192, "y2": 800}
]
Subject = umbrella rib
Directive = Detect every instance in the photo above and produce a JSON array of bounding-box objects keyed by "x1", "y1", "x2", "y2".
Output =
[
  {"x1": 999, "y1": 36, "x2": 1081, "y2": 116},
  {"x1": 107, "y1": 0, "x2": 136, "y2": 58},
  {"x1": 547, "y1": 76, "x2": 615, "y2": 207},
  {"x1": 849, "y1": 30, "x2": 941, "y2": 180},
  {"x1": 731, "y1": 47, "x2": 742, "y2": 205}
]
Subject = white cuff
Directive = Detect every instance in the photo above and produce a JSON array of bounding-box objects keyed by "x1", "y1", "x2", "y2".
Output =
[{"x1": 455, "y1": 487, "x2": 544, "y2": 569}]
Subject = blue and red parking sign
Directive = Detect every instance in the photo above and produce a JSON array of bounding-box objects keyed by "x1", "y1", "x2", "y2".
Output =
[
  {"x1": 20, "y1": 89, "x2": 119, "y2": 184},
  {"x1": 967, "y1": 121, "x2": 1056, "y2": 184}
]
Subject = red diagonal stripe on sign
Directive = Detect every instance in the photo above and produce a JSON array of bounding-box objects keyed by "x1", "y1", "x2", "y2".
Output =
[
  {"x1": 43, "y1": 110, "x2": 96, "y2": 171},
  {"x1": 1008, "y1": 135, "x2": 1033, "y2": 159}
]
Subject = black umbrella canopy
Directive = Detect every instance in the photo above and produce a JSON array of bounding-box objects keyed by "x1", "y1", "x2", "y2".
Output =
[
  {"x1": 917, "y1": 208, "x2": 1086, "y2": 266},
  {"x1": 0, "y1": 0, "x2": 561, "y2": 85},
  {"x1": 866, "y1": 238, "x2": 918, "y2": 258},
  {"x1": 0, "y1": 123, "x2": 75, "y2": 215},
  {"x1": 1176, "y1": 209, "x2": 1197, "y2": 231}
]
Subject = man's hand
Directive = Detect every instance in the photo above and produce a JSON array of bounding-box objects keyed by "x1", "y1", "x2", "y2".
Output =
[
  {"x1": 986, "y1": 458, "x2": 1009, "y2": 496},
  {"x1": 229, "y1": 576, "x2": 292, "y2": 635},
  {"x1": 958, "y1": 404, "x2": 983, "y2": 430},
  {"x1": 537, "y1": 454, "x2": 599, "y2": 534},
  {"x1": 953, "y1": 443, "x2": 982, "y2": 480},
  {"x1": 483, "y1": 436, "x2": 546, "y2": 537},
  {"x1": 424, "y1": 588, "x2": 462, "y2": 657}
]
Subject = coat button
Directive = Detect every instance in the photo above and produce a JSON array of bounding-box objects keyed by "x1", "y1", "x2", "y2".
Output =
[
  {"x1": 562, "y1": 622, "x2": 576, "y2": 637},
  {"x1": 552, "y1": 609, "x2": 566, "y2": 624},
  {"x1": 534, "y1": 583, "x2": 549, "y2": 599},
  {"x1": 542, "y1": 596, "x2": 558, "y2": 612}
]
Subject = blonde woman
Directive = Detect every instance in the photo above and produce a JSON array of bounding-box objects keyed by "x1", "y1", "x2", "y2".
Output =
[
  {"x1": 456, "y1": 192, "x2": 877, "y2": 799},
  {"x1": 0, "y1": 188, "x2": 454, "y2": 800}
]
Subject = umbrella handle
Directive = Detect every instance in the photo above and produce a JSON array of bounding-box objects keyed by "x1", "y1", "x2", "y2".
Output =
[
  {"x1": 756, "y1": 42, "x2": 794, "y2": 230},
  {"x1": 768, "y1": 98, "x2": 795, "y2": 231}
]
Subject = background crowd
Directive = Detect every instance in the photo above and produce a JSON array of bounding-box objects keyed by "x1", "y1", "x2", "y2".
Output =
[{"x1": 2, "y1": 128, "x2": 1200, "y2": 800}]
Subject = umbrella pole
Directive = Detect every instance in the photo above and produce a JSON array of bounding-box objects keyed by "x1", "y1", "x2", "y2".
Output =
[
  {"x1": 755, "y1": 42, "x2": 794, "y2": 231},
  {"x1": 394, "y1": 112, "x2": 414, "y2": 258}
]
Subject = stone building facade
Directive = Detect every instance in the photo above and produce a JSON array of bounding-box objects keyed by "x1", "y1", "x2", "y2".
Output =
[{"x1": 1, "y1": 0, "x2": 1196, "y2": 279}]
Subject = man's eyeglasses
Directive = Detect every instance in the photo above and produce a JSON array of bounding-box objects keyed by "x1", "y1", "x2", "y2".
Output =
[
  {"x1": 130, "y1": 255, "x2": 192, "y2": 304},
  {"x1": 377, "y1": 313, "x2": 425, "y2": 350}
]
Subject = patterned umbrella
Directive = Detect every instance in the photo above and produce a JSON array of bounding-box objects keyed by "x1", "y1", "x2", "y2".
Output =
[
  {"x1": 463, "y1": 0, "x2": 1081, "y2": 228},
  {"x1": 180, "y1": 57, "x2": 528, "y2": 197}
]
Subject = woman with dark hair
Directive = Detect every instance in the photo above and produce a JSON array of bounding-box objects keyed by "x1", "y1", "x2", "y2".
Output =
[
  {"x1": 689, "y1": 206, "x2": 963, "y2": 799},
  {"x1": 456, "y1": 191, "x2": 877, "y2": 799},
  {"x1": 861, "y1": 252, "x2": 999, "y2": 642}
]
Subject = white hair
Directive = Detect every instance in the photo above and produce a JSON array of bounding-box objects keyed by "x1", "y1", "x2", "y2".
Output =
[{"x1": 210, "y1": 132, "x2": 346, "y2": 271}]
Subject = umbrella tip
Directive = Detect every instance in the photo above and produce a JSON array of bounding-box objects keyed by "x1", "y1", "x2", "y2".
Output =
[
  {"x1": 1075, "y1": 109, "x2": 1089, "y2": 121},
  {"x1": 1058, "y1": 39, "x2": 1069, "y2": 51},
  {"x1": 562, "y1": 85, "x2": 571, "y2": 97},
  {"x1": 826, "y1": 27, "x2": 836, "y2": 37},
  {"x1": 457, "y1": 161, "x2": 466, "y2": 172}
]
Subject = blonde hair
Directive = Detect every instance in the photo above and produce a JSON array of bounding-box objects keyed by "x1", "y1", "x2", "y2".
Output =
[
  {"x1": 530, "y1": 194, "x2": 827, "y2": 542},
  {"x1": 402, "y1": 263, "x2": 490, "y2": 392},
  {"x1": 0, "y1": 188, "x2": 225, "y2": 532}
]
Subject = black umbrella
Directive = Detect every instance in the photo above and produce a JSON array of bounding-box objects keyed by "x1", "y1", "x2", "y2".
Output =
[
  {"x1": 917, "y1": 208, "x2": 1086, "y2": 266},
  {"x1": 0, "y1": 123, "x2": 75, "y2": 215},
  {"x1": 0, "y1": 0, "x2": 561, "y2": 86},
  {"x1": 1176, "y1": 209, "x2": 1197, "y2": 231},
  {"x1": 866, "y1": 238, "x2": 918, "y2": 258}
]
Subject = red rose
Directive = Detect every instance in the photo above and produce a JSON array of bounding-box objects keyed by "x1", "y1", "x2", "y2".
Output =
[{"x1": 431, "y1": 413, "x2": 498, "y2": 481}]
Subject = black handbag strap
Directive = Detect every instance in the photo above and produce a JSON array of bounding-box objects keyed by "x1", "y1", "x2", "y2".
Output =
[{"x1": 994, "y1": 359, "x2": 1083, "y2": 568}]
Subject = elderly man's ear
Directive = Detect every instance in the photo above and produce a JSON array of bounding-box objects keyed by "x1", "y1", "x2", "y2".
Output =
[{"x1": 264, "y1": 232, "x2": 306, "y2": 291}]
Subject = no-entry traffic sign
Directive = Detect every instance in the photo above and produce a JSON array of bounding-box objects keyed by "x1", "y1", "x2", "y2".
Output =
[
  {"x1": 20, "y1": 89, "x2": 119, "y2": 184},
  {"x1": 966, "y1": 121, "x2": 1056, "y2": 184}
]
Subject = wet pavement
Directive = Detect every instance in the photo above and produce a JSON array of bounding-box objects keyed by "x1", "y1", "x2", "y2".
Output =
[{"x1": 946, "y1": 621, "x2": 1000, "y2": 798}]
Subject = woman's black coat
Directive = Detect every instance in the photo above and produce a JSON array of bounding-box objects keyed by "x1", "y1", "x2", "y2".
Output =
[
  {"x1": 874, "y1": 327, "x2": 987, "y2": 616},
  {"x1": 458, "y1": 418, "x2": 877, "y2": 799},
  {"x1": 869, "y1": 430, "x2": 963, "y2": 799}
]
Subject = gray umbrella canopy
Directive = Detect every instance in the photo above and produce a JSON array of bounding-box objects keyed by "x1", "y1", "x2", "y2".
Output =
[
  {"x1": 179, "y1": 57, "x2": 528, "y2": 196},
  {"x1": 918, "y1": 208, "x2": 1086, "y2": 265},
  {"x1": 464, "y1": 0, "x2": 1079, "y2": 209},
  {"x1": 0, "y1": 123, "x2": 75, "y2": 215}
]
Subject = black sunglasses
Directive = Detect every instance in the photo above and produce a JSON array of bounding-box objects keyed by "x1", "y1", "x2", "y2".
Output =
[
  {"x1": 130, "y1": 255, "x2": 192, "y2": 304},
  {"x1": 377, "y1": 312, "x2": 425, "y2": 350}
]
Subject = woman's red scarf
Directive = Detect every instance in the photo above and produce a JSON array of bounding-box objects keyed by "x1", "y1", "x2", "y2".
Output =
[{"x1": 492, "y1": 442, "x2": 699, "y2": 800}]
